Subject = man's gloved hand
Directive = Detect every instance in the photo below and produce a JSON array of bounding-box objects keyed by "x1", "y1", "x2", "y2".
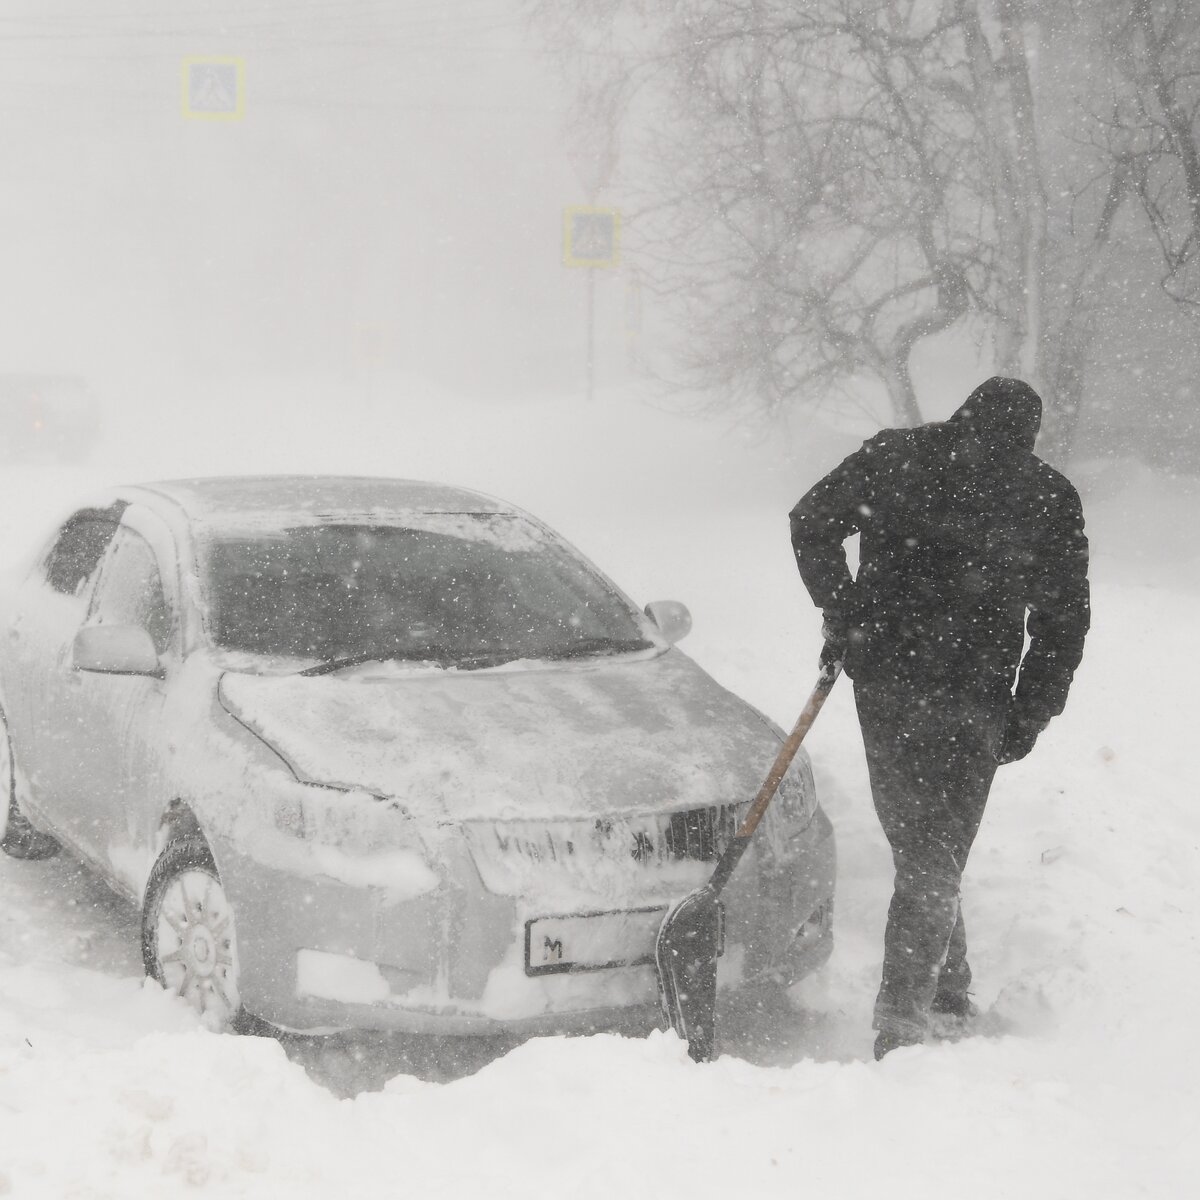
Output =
[
  {"x1": 819, "y1": 608, "x2": 854, "y2": 669},
  {"x1": 995, "y1": 707, "x2": 1049, "y2": 765}
]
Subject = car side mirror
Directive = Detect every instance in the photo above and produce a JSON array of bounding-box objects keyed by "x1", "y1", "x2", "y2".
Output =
[
  {"x1": 644, "y1": 600, "x2": 692, "y2": 645},
  {"x1": 73, "y1": 625, "x2": 163, "y2": 678}
]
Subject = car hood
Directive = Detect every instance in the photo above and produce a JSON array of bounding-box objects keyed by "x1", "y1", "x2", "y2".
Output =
[{"x1": 217, "y1": 652, "x2": 782, "y2": 822}]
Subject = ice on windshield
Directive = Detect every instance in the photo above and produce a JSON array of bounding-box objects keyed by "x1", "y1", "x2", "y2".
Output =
[{"x1": 199, "y1": 513, "x2": 650, "y2": 665}]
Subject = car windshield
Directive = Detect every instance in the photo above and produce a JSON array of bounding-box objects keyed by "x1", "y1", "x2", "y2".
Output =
[{"x1": 200, "y1": 514, "x2": 654, "y2": 668}]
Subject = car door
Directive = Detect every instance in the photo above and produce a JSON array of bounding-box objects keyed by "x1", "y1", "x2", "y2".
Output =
[
  {"x1": 3, "y1": 506, "x2": 123, "y2": 827},
  {"x1": 55, "y1": 514, "x2": 179, "y2": 885}
]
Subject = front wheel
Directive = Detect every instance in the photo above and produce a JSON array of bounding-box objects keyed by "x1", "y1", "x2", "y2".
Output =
[{"x1": 142, "y1": 836, "x2": 243, "y2": 1030}]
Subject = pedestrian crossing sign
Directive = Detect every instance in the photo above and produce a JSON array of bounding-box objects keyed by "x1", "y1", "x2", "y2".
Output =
[
  {"x1": 564, "y1": 207, "x2": 620, "y2": 268},
  {"x1": 182, "y1": 57, "x2": 245, "y2": 120}
]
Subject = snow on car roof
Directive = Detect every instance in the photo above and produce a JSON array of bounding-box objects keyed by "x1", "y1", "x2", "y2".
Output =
[{"x1": 133, "y1": 475, "x2": 513, "y2": 530}]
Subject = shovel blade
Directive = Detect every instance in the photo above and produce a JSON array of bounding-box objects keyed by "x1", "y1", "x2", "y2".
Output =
[{"x1": 655, "y1": 884, "x2": 724, "y2": 1062}]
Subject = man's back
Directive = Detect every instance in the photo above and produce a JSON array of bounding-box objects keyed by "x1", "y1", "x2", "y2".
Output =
[{"x1": 791, "y1": 378, "x2": 1089, "y2": 717}]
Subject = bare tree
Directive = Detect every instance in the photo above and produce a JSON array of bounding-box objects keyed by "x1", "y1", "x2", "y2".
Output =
[
  {"x1": 1097, "y1": 0, "x2": 1200, "y2": 307},
  {"x1": 535, "y1": 0, "x2": 1163, "y2": 457},
  {"x1": 537, "y1": 1, "x2": 1018, "y2": 425}
]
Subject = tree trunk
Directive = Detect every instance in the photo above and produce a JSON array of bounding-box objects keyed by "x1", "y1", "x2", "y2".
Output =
[
  {"x1": 959, "y1": 0, "x2": 1049, "y2": 381},
  {"x1": 1038, "y1": 106, "x2": 1133, "y2": 465},
  {"x1": 879, "y1": 357, "x2": 925, "y2": 428},
  {"x1": 1041, "y1": 320, "x2": 1091, "y2": 464},
  {"x1": 959, "y1": 0, "x2": 1023, "y2": 372},
  {"x1": 996, "y1": 0, "x2": 1050, "y2": 389}
]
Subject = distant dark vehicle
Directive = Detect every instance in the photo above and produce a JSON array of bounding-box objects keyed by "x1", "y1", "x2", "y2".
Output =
[{"x1": 0, "y1": 375, "x2": 100, "y2": 464}]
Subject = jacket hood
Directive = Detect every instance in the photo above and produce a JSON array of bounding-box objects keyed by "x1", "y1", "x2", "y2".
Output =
[
  {"x1": 947, "y1": 376, "x2": 1042, "y2": 451},
  {"x1": 218, "y1": 653, "x2": 782, "y2": 822}
]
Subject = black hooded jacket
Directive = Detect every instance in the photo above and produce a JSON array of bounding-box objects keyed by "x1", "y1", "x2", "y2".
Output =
[{"x1": 789, "y1": 378, "x2": 1090, "y2": 722}]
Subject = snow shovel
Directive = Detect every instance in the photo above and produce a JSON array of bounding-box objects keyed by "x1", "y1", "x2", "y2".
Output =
[{"x1": 655, "y1": 652, "x2": 844, "y2": 1062}]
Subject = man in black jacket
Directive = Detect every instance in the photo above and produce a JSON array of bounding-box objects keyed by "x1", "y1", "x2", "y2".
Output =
[{"x1": 789, "y1": 377, "x2": 1090, "y2": 1059}]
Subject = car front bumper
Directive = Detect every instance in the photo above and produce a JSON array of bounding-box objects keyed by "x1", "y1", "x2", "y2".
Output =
[{"x1": 216, "y1": 805, "x2": 835, "y2": 1036}]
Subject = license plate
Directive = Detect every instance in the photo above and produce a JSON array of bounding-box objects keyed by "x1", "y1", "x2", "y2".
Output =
[{"x1": 524, "y1": 906, "x2": 667, "y2": 976}]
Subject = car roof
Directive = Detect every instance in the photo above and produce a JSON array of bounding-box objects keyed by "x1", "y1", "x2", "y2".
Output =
[{"x1": 126, "y1": 475, "x2": 513, "y2": 530}]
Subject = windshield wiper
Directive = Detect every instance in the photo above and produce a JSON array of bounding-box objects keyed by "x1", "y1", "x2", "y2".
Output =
[
  {"x1": 543, "y1": 637, "x2": 655, "y2": 662},
  {"x1": 299, "y1": 647, "x2": 456, "y2": 677},
  {"x1": 298, "y1": 646, "x2": 525, "y2": 677}
]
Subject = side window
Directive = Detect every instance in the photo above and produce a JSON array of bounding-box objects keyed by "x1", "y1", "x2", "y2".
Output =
[
  {"x1": 90, "y1": 528, "x2": 173, "y2": 655},
  {"x1": 44, "y1": 512, "x2": 122, "y2": 597}
]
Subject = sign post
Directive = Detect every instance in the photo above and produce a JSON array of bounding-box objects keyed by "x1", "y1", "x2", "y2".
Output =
[{"x1": 563, "y1": 207, "x2": 621, "y2": 402}]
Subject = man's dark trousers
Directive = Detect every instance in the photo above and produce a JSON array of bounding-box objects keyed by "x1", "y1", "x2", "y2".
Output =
[{"x1": 854, "y1": 675, "x2": 1005, "y2": 1040}]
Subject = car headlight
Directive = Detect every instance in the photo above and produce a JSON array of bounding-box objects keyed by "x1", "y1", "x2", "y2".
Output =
[
  {"x1": 272, "y1": 781, "x2": 413, "y2": 850},
  {"x1": 778, "y1": 750, "x2": 817, "y2": 826},
  {"x1": 264, "y1": 781, "x2": 441, "y2": 897},
  {"x1": 761, "y1": 750, "x2": 818, "y2": 863}
]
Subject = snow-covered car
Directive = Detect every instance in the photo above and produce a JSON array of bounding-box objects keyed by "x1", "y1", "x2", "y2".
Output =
[{"x1": 0, "y1": 477, "x2": 834, "y2": 1035}]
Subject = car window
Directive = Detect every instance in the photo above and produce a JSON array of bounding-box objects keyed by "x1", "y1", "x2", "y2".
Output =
[
  {"x1": 90, "y1": 527, "x2": 173, "y2": 654},
  {"x1": 43, "y1": 506, "x2": 124, "y2": 597}
]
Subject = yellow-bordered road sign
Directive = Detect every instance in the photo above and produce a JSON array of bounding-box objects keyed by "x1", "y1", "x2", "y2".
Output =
[
  {"x1": 564, "y1": 207, "x2": 620, "y2": 267},
  {"x1": 182, "y1": 57, "x2": 245, "y2": 120}
]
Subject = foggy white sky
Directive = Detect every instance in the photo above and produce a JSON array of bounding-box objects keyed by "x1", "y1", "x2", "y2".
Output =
[{"x1": 0, "y1": 1, "x2": 626, "y2": 394}]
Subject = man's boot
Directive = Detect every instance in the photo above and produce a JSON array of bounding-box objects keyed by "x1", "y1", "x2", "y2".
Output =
[
  {"x1": 873, "y1": 1028, "x2": 922, "y2": 1060},
  {"x1": 928, "y1": 992, "x2": 979, "y2": 1040}
]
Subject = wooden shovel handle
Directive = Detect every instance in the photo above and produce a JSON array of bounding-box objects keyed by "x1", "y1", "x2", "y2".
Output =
[{"x1": 735, "y1": 655, "x2": 843, "y2": 840}]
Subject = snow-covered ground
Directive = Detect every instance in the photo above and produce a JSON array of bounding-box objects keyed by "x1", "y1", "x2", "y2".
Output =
[{"x1": 1, "y1": 378, "x2": 1197, "y2": 1198}]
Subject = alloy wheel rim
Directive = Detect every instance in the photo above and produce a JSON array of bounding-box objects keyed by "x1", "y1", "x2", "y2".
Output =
[{"x1": 155, "y1": 868, "x2": 241, "y2": 1025}]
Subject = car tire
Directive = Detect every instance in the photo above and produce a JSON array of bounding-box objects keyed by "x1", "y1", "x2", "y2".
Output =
[
  {"x1": 142, "y1": 835, "x2": 245, "y2": 1031},
  {"x1": 0, "y1": 708, "x2": 60, "y2": 860}
]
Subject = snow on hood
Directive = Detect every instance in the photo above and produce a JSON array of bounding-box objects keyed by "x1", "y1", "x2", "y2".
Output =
[
  {"x1": 947, "y1": 375, "x2": 1042, "y2": 451},
  {"x1": 217, "y1": 652, "x2": 780, "y2": 822}
]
